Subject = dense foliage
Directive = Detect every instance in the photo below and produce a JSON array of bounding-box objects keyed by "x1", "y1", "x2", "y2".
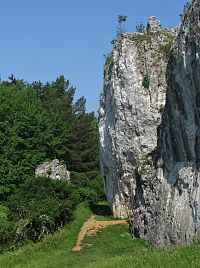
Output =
[{"x1": 0, "y1": 75, "x2": 103, "y2": 252}]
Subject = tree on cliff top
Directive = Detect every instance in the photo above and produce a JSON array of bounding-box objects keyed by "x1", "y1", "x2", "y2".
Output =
[{"x1": 117, "y1": 15, "x2": 127, "y2": 37}]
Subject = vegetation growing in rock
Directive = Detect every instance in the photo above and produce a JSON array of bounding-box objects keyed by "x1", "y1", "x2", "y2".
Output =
[
  {"x1": 158, "y1": 104, "x2": 165, "y2": 114},
  {"x1": 110, "y1": 15, "x2": 128, "y2": 48},
  {"x1": 134, "y1": 33, "x2": 146, "y2": 42},
  {"x1": 135, "y1": 22, "x2": 145, "y2": 33},
  {"x1": 160, "y1": 35, "x2": 175, "y2": 59},
  {"x1": 104, "y1": 52, "x2": 113, "y2": 65},
  {"x1": 134, "y1": 31, "x2": 156, "y2": 43},
  {"x1": 142, "y1": 74, "x2": 150, "y2": 89},
  {"x1": 180, "y1": 1, "x2": 192, "y2": 21},
  {"x1": 117, "y1": 15, "x2": 127, "y2": 37}
]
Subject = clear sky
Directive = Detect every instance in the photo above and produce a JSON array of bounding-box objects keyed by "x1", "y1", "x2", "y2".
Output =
[{"x1": 0, "y1": 0, "x2": 187, "y2": 112}]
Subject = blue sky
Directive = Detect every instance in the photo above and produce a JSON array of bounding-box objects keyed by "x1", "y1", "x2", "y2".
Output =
[{"x1": 0, "y1": 0, "x2": 187, "y2": 112}]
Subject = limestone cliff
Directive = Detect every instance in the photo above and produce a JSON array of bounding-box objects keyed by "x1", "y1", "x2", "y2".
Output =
[
  {"x1": 99, "y1": 17, "x2": 177, "y2": 218},
  {"x1": 131, "y1": 0, "x2": 200, "y2": 248},
  {"x1": 99, "y1": 0, "x2": 200, "y2": 248}
]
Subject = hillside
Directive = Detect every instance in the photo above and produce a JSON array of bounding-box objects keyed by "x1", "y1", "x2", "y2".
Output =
[
  {"x1": 1, "y1": 0, "x2": 200, "y2": 267},
  {"x1": 0, "y1": 204, "x2": 200, "y2": 268}
]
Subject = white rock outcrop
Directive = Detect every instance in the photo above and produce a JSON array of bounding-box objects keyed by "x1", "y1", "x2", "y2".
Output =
[
  {"x1": 99, "y1": 19, "x2": 176, "y2": 218},
  {"x1": 99, "y1": 0, "x2": 200, "y2": 248},
  {"x1": 147, "y1": 16, "x2": 162, "y2": 32},
  {"x1": 131, "y1": 0, "x2": 200, "y2": 248},
  {"x1": 35, "y1": 159, "x2": 70, "y2": 181}
]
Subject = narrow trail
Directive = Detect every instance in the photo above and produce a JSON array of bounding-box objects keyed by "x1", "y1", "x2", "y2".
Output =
[{"x1": 72, "y1": 215, "x2": 128, "y2": 252}]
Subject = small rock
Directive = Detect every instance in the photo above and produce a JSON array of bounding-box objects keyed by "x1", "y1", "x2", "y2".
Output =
[
  {"x1": 147, "y1": 16, "x2": 162, "y2": 32},
  {"x1": 35, "y1": 159, "x2": 70, "y2": 181}
]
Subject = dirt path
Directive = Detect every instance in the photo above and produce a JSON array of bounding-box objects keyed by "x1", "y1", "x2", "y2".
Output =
[{"x1": 72, "y1": 215, "x2": 128, "y2": 252}]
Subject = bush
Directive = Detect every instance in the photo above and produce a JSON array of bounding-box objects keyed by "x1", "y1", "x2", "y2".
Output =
[
  {"x1": 0, "y1": 205, "x2": 15, "y2": 252},
  {"x1": 136, "y1": 22, "x2": 145, "y2": 33},
  {"x1": 5, "y1": 177, "x2": 75, "y2": 244},
  {"x1": 160, "y1": 36, "x2": 175, "y2": 59},
  {"x1": 158, "y1": 105, "x2": 165, "y2": 114},
  {"x1": 104, "y1": 52, "x2": 113, "y2": 65},
  {"x1": 180, "y1": 1, "x2": 192, "y2": 21},
  {"x1": 0, "y1": 172, "x2": 105, "y2": 250},
  {"x1": 142, "y1": 74, "x2": 150, "y2": 89},
  {"x1": 70, "y1": 171, "x2": 105, "y2": 203}
]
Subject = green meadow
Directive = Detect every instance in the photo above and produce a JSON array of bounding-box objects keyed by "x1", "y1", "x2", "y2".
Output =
[{"x1": 0, "y1": 204, "x2": 200, "y2": 268}]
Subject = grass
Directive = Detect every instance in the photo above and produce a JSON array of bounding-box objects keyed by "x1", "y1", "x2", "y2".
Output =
[
  {"x1": 160, "y1": 34, "x2": 175, "y2": 59},
  {"x1": 0, "y1": 203, "x2": 200, "y2": 268},
  {"x1": 104, "y1": 52, "x2": 112, "y2": 65},
  {"x1": 82, "y1": 226, "x2": 200, "y2": 268}
]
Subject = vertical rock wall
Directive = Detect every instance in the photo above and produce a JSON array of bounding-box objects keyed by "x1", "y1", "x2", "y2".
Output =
[
  {"x1": 100, "y1": 0, "x2": 200, "y2": 247},
  {"x1": 99, "y1": 18, "x2": 176, "y2": 218},
  {"x1": 131, "y1": 0, "x2": 200, "y2": 247}
]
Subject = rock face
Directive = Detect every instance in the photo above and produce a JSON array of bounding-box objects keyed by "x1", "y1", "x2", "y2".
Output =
[
  {"x1": 147, "y1": 16, "x2": 162, "y2": 32},
  {"x1": 99, "y1": 18, "x2": 176, "y2": 218},
  {"x1": 131, "y1": 0, "x2": 200, "y2": 248},
  {"x1": 99, "y1": 0, "x2": 200, "y2": 248},
  {"x1": 35, "y1": 159, "x2": 70, "y2": 181}
]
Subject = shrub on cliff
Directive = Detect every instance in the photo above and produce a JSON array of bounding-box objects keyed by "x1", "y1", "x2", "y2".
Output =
[
  {"x1": 116, "y1": 15, "x2": 127, "y2": 37},
  {"x1": 142, "y1": 74, "x2": 150, "y2": 89},
  {"x1": 180, "y1": 1, "x2": 192, "y2": 21},
  {"x1": 136, "y1": 22, "x2": 145, "y2": 33},
  {"x1": 104, "y1": 52, "x2": 113, "y2": 65}
]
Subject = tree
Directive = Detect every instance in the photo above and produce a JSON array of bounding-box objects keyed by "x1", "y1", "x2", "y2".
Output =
[
  {"x1": 117, "y1": 15, "x2": 127, "y2": 37},
  {"x1": 7, "y1": 177, "x2": 75, "y2": 243},
  {"x1": 0, "y1": 80, "x2": 56, "y2": 199},
  {"x1": 136, "y1": 22, "x2": 145, "y2": 33},
  {"x1": 180, "y1": 1, "x2": 191, "y2": 21},
  {"x1": 0, "y1": 75, "x2": 103, "y2": 252}
]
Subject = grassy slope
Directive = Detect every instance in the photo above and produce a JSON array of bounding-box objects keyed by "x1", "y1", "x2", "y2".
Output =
[{"x1": 0, "y1": 204, "x2": 200, "y2": 268}]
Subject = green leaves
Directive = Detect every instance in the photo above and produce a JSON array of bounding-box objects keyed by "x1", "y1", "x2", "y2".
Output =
[
  {"x1": 0, "y1": 75, "x2": 103, "y2": 251},
  {"x1": 118, "y1": 15, "x2": 127, "y2": 23},
  {"x1": 136, "y1": 22, "x2": 145, "y2": 33},
  {"x1": 116, "y1": 15, "x2": 128, "y2": 37},
  {"x1": 6, "y1": 177, "x2": 75, "y2": 243},
  {"x1": 142, "y1": 74, "x2": 150, "y2": 89},
  {"x1": 0, "y1": 74, "x2": 100, "y2": 200},
  {"x1": 0, "y1": 82, "x2": 57, "y2": 197}
]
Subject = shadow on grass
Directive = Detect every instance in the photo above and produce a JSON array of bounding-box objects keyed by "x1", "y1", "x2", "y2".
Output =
[{"x1": 90, "y1": 203, "x2": 112, "y2": 216}]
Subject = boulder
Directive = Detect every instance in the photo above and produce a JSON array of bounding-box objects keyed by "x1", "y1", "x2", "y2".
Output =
[
  {"x1": 35, "y1": 159, "x2": 70, "y2": 181},
  {"x1": 146, "y1": 16, "x2": 162, "y2": 32}
]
